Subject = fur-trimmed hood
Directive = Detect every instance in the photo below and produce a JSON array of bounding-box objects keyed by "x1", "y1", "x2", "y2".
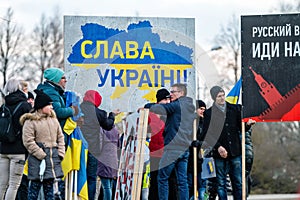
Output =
[
  {"x1": 21, "y1": 107, "x2": 65, "y2": 181},
  {"x1": 20, "y1": 110, "x2": 57, "y2": 125}
]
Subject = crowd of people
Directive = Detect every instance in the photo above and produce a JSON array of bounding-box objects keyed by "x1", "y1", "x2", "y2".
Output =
[{"x1": 0, "y1": 67, "x2": 255, "y2": 200}]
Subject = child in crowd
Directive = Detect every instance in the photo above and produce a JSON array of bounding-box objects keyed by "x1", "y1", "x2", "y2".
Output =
[
  {"x1": 97, "y1": 126, "x2": 120, "y2": 200},
  {"x1": 20, "y1": 89, "x2": 65, "y2": 200}
]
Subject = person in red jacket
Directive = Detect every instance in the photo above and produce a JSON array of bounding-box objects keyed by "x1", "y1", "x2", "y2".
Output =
[{"x1": 144, "y1": 88, "x2": 170, "y2": 200}]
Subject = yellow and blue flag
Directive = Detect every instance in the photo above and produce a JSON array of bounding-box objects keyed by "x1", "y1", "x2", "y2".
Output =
[
  {"x1": 76, "y1": 128, "x2": 88, "y2": 200},
  {"x1": 226, "y1": 78, "x2": 241, "y2": 104},
  {"x1": 61, "y1": 91, "x2": 89, "y2": 200},
  {"x1": 61, "y1": 120, "x2": 82, "y2": 176}
]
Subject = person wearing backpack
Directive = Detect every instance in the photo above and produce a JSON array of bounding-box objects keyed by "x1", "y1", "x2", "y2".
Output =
[{"x1": 0, "y1": 78, "x2": 32, "y2": 200}]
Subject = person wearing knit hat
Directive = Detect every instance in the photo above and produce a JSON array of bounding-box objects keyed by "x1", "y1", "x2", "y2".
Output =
[
  {"x1": 187, "y1": 99, "x2": 207, "y2": 200},
  {"x1": 201, "y1": 86, "x2": 255, "y2": 200},
  {"x1": 44, "y1": 68, "x2": 64, "y2": 84},
  {"x1": 210, "y1": 86, "x2": 225, "y2": 101},
  {"x1": 33, "y1": 89, "x2": 52, "y2": 111},
  {"x1": 37, "y1": 67, "x2": 75, "y2": 129},
  {"x1": 36, "y1": 68, "x2": 75, "y2": 199},
  {"x1": 20, "y1": 89, "x2": 65, "y2": 200},
  {"x1": 156, "y1": 88, "x2": 170, "y2": 103},
  {"x1": 144, "y1": 88, "x2": 171, "y2": 200},
  {"x1": 144, "y1": 88, "x2": 171, "y2": 109},
  {"x1": 150, "y1": 83, "x2": 195, "y2": 200},
  {"x1": 196, "y1": 100, "x2": 206, "y2": 109}
]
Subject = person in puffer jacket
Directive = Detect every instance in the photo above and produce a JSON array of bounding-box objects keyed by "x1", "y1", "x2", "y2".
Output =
[{"x1": 20, "y1": 89, "x2": 65, "y2": 200}]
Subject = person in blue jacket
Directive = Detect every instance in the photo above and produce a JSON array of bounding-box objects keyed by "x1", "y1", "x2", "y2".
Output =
[
  {"x1": 37, "y1": 67, "x2": 78, "y2": 199},
  {"x1": 37, "y1": 67, "x2": 78, "y2": 134},
  {"x1": 151, "y1": 83, "x2": 195, "y2": 200}
]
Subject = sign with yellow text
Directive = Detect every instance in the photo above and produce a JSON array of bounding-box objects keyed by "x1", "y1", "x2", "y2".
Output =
[{"x1": 64, "y1": 16, "x2": 195, "y2": 112}]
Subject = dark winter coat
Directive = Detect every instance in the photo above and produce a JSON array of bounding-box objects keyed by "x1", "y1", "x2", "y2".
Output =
[
  {"x1": 0, "y1": 90, "x2": 32, "y2": 154},
  {"x1": 151, "y1": 96, "x2": 195, "y2": 152},
  {"x1": 201, "y1": 102, "x2": 251, "y2": 159},
  {"x1": 80, "y1": 101, "x2": 115, "y2": 160},
  {"x1": 188, "y1": 116, "x2": 204, "y2": 173},
  {"x1": 97, "y1": 127, "x2": 119, "y2": 178},
  {"x1": 20, "y1": 110, "x2": 65, "y2": 180},
  {"x1": 245, "y1": 129, "x2": 254, "y2": 175}
]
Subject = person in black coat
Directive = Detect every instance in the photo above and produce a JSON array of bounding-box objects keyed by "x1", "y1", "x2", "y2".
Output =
[
  {"x1": 201, "y1": 86, "x2": 255, "y2": 200},
  {"x1": 80, "y1": 90, "x2": 119, "y2": 200},
  {"x1": 245, "y1": 128, "x2": 254, "y2": 196},
  {"x1": 0, "y1": 79, "x2": 32, "y2": 200},
  {"x1": 187, "y1": 100, "x2": 207, "y2": 199}
]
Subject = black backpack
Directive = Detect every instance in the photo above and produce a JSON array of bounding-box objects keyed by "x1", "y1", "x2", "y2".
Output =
[{"x1": 0, "y1": 102, "x2": 23, "y2": 143}]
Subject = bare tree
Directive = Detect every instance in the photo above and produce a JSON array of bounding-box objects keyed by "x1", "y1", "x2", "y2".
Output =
[
  {"x1": 47, "y1": 7, "x2": 64, "y2": 70},
  {"x1": 0, "y1": 8, "x2": 23, "y2": 87},
  {"x1": 275, "y1": 0, "x2": 300, "y2": 12},
  {"x1": 213, "y1": 14, "x2": 240, "y2": 84},
  {"x1": 212, "y1": 7, "x2": 300, "y2": 194},
  {"x1": 251, "y1": 122, "x2": 300, "y2": 193},
  {"x1": 26, "y1": 7, "x2": 63, "y2": 83}
]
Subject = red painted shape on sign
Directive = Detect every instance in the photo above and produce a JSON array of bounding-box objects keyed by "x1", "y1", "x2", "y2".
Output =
[{"x1": 246, "y1": 67, "x2": 300, "y2": 122}]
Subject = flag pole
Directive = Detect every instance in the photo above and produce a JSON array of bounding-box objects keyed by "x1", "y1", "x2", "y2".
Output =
[
  {"x1": 65, "y1": 174, "x2": 69, "y2": 200},
  {"x1": 74, "y1": 170, "x2": 78, "y2": 200},
  {"x1": 69, "y1": 171, "x2": 74, "y2": 200},
  {"x1": 193, "y1": 119, "x2": 198, "y2": 199},
  {"x1": 242, "y1": 121, "x2": 246, "y2": 200}
]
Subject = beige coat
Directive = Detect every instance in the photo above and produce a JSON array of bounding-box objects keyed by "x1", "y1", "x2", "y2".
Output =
[
  {"x1": 20, "y1": 110, "x2": 65, "y2": 159},
  {"x1": 20, "y1": 110, "x2": 65, "y2": 180}
]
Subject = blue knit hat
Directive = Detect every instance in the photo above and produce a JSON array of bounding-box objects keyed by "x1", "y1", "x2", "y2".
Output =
[{"x1": 44, "y1": 68, "x2": 64, "y2": 83}]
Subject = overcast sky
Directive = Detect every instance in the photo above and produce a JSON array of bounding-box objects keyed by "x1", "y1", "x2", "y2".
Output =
[{"x1": 1, "y1": 0, "x2": 292, "y2": 50}]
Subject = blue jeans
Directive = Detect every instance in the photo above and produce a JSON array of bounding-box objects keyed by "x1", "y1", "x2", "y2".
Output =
[
  {"x1": 215, "y1": 156, "x2": 242, "y2": 200},
  {"x1": 158, "y1": 150, "x2": 189, "y2": 200},
  {"x1": 100, "y1": 177, "x2": 116, "y2": 200},
  {"x1": 187, "y1": 171, "x2": 207, "y2": 200},
  {"x1": 87, "y1": 152, "x2": 97, "y2": 200}
]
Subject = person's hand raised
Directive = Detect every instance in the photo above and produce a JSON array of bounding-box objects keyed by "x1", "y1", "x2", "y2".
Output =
[{"x1": 113, "y1": 109, "x2": 121, "y2": 115}]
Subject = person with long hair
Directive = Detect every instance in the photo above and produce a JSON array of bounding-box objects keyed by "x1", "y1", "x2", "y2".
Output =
[{"x1": 0, "y1": 78, "x2": 32, "y2": 200}]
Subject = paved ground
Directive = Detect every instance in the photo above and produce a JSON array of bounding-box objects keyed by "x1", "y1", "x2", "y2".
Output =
[
  {"x1": 224, "y1": 194, "x2": 300, "y2": 200},
  {"x1": 247, "y1": 194, "x2": 300, "y2": 200}
]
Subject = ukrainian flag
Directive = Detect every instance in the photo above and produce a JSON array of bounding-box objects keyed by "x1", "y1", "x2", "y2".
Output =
[
  {"x1": 61, "y1": 119, "x2": 82, "y2": 176},
  {"x1": 226, "y1": 78, "x2": 241, "y2": 104},
  {"x1": 61, "y1": 91, "x2": 88, "y2": 200},
  {"x1": 76, "y1": 128, "x2": 88, "y2": 200}
]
